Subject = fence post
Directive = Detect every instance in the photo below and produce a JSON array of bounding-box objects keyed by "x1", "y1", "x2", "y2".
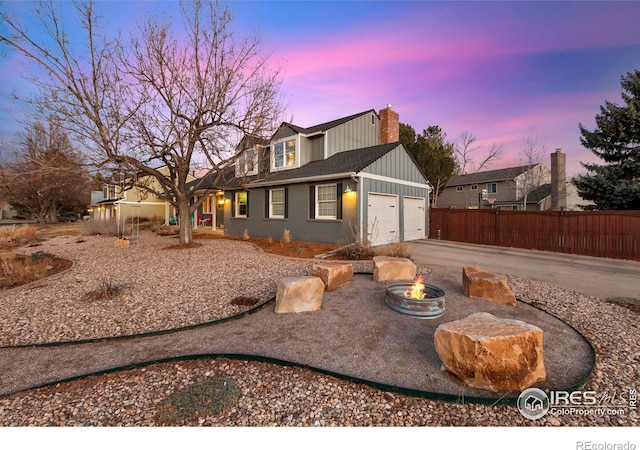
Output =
[
  {"x1": 494, "y1": 209, "x2": 500, "y2": 246},
  {"x1": 558, "y1": 210, "x2": 563, "y2": 252}
]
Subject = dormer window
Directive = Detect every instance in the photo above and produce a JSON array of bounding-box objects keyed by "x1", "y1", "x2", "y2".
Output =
[
  {"x1": 272, "y1": 137, "x2": 297, "y2": 171},
  {"x1": 236, "y1": 147, "x2": 258, "y2": 176}
]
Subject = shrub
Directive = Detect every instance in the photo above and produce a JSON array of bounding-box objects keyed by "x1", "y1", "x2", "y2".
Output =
[
  {"x1": 281, "y1": 228, "x2": 290, "y2": 245},
  {"x1": 0, "y1": 251, "x2": 57, "y2": 289},
  {"x1": 157, "y1": 377, "x2": 240, "y2": 425},
  {"x1": 82, "y1": 277, "x2": 126, "y2": 301},
  {"x1": 22, "y1": 225, "x2": 37, "y2": 239},
  {"x1": 339, "y1": 239, "x2": 376, "y2": 260}
]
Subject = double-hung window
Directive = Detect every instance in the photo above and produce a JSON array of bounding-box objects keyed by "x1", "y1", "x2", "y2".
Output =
[
  {"x1": 236, "y1": 148, "x2": 258, "y2": 176},
  {"x1": 486, "y1": 183, "x2": 497, "y2": 194},
  {"x1": 269, "y1": 188, "x2": 286, "y2": 218},
  {"x1": 234, "y1": 191, "x2": 248, "y2": 218},
  {"x1": 316, "y1": 184, "x2": 337, "y2": 219},
  {"x1": 272, "y1": 138, "x2": 296, "y2": 170}
]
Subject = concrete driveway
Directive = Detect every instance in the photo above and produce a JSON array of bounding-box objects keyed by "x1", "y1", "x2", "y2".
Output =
[{"x1": 408, "y1": 239, "x2": 640, "y2": 300}]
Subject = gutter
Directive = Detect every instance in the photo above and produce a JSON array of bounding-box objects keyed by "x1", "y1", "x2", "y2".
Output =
[{"x1": 247, "y1": 172, "x2": 356, "y2": 188}]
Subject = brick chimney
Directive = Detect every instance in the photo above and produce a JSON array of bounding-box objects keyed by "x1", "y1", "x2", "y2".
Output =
[
  {"x1": 550, "y1": 149, "x2": 567, "y2": 210},
  {"x1": 379, "y1": 104, "x2": 399, "y2": 144}
]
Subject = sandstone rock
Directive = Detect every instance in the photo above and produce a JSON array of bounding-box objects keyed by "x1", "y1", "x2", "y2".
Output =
[
  {"x1": 373, "y1": 256, "x2": 416, "y2": 282},
  {"x1": 462, "y1": 266, "x2": 516, "y2": 306},
  {"x1": 275, "y1": 276, "x2": 324, "y2": 314},
  {"x1": 434, "y1": 312, "x2": 546, "y2": 392},
  {"x1": 308, "y1": 263, "x2": 353, "y2": 291}
]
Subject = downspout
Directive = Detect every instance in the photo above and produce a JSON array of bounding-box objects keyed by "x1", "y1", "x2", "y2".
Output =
[{"x1": 353, "y1": 172, "x2": 363, "y2": 242}]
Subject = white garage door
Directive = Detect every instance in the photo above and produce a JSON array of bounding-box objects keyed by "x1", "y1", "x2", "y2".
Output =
[
  {"x1": 403, "y1": 196, "x2": 426, "y2": 241},
  {"x1": 367, "y1": 193, "x2": 399, "y2": 246}
]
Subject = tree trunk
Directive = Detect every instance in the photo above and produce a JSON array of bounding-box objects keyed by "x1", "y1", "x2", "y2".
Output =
[{"x1": 177, "y1": 197, "x2": 194, "y2": 245}]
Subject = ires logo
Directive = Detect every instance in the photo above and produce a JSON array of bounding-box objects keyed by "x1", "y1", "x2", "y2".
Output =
[{"x1": 517, "y1": 388, "x2": 637, "y2": 420}]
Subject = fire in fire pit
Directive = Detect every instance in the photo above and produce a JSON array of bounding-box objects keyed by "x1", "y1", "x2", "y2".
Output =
[{"x1": 385, "y1": 275, "x2": 445, "y2": 319}]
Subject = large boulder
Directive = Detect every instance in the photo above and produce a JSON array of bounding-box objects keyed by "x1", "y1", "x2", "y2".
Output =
[
  {"x1": 275, "y1": 276, "x2": 324, "y2": 314},
  {"x1": 462, "y1": 266, "x2": 516, "y2": 306},
  {"x1": 373, "y1": 256, "x2": 416, "y2": 282},
  {"x1": 434, "y1": 312, "x2": 546, "y2": 392},
  {"x1": 308, "y1": 263, "x2": 353, "y2": 291}
]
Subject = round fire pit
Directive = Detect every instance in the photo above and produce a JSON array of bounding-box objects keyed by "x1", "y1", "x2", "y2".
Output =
[{"x1": 385, "y1": 282, "x2": 445, "y2": 319}]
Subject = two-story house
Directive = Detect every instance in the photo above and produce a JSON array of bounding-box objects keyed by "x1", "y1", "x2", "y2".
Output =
[
  {"x1": 190, "y1": 105, "x2": 432, "y2": 245},
  {"x1": 438, "y1": 164, "x2": 552, "y2": 210},
  {"x1": 91, "y1": 167, "x2": 194, "y2": 224},
  {"x1": 438, "y1": 150, "x2": 575, "y2": 211}
]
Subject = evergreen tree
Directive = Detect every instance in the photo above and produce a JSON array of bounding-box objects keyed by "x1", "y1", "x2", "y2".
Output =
[
  {"x1": 400, "y1": 123, "x2": 456, "y2": 207},
  {"x1": 574, "y1": 70, "x2": 640, "y2": 210}
]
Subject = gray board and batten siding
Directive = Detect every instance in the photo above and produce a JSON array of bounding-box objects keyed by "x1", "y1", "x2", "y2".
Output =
[
  {"x1": 359, "y1": 145, "x2": 431, "y2": 245},
  {"x1": 325, "y1": 111, "x2": 380, "y2": 158},
  {"x1": 223, "y1": 144, "x2": 430, "y2": 245},
  {"x1": 223, "y1": 177, "x2": 357, "y2": 245}
]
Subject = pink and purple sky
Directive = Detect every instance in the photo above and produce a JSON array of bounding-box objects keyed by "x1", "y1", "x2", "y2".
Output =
[{"x1": 1, "y1": 1, "x2": 640, "y2": 176}]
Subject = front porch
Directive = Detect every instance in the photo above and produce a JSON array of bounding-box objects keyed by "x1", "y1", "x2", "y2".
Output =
[{"x1": 164, "y1": 190, "x2": 226, "y2": 233}]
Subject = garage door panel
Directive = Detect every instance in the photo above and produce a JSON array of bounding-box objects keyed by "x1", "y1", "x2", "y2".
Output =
[
  {"x1": 368, "y1": 193, "x2": 399, "y2": 246},
  {"x1": 403, "y1": 197, "x2": 425, "y2": 241}
]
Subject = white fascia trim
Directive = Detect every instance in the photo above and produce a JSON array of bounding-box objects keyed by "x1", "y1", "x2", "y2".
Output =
[
  {"x1": 248, "y1": 172, "x2": 356, "y2": 188},
  {"x1": 116, "y1": 200, "x2": 165, "y2": 205},
  {"x1": 358, "y1": 172, "x2": 431, "y2": 190},
  {"x1": 299, "y1": 131, "x2": 324, "y2": 138},
  {"x1": 270, "y1": 135, "x2": 301, "y2": 172}
]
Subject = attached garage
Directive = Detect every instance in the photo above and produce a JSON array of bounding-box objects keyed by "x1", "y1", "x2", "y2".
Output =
[
  {"x1": 403, "y1": 196, "x2": 426, "y2": 241},
  {"x1": 367, "y1": 193, "x2": 399, "y2": 246}
]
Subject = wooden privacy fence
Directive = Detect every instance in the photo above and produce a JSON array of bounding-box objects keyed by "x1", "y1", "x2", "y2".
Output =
[{"x1": 429, "y1": 208, "x2": 640, "y2": 261}]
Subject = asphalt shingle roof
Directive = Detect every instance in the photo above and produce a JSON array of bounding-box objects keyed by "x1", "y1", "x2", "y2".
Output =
[
  {"x1": 283, "y1": 110, "x2": 376, "y2": 135},
  {"x1": 188, "y1": 142, "x2": 402, "y2": 191},
  {"x1": 446, "y1": 164, "x2": 538, "y2": 187},
  {"x1": 249, "y1": 142, "x2": 400, "y2": 186}
]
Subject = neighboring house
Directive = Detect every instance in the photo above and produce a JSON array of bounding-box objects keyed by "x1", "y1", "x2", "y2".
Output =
[
  {"x1": 91, "y1": 167, "x2": 193, "y2": 224},
  {"x1": 190, "y1": 105, "x2": 432, "y2": 245},
  {"x1": 438, "y1": 150, "x2": 571, "y2": 211},
  {"x1": 1, "y1": 203, "x2": 17, "y2": 220},
  {"x1": 439, "y1": 164, "x2": 551, "y2": 210}
]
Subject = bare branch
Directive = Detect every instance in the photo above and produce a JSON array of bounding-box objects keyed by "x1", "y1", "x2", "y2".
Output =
[{"x1": 0, "y1": 0, "x2": 286, "y2": 244}]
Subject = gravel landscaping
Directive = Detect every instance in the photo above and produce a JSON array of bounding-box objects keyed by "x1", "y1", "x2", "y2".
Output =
[{"x1": 0, "y1": 231, "x2": 638, "y2": 426}]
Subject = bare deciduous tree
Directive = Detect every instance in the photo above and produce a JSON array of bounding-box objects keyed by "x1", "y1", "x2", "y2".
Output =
[
  {"x1": 454, "y1": 131, "x2": 503, "y2": 174},
  {"x1": 0, "y1": 0, "x2": 286, "y2": 244},
  {"x1": 0, "y1": 117, "x2": 90, "y2": 223},
  {"x1": 515, "y1": 133, "x2": 549, "y2": 210}
]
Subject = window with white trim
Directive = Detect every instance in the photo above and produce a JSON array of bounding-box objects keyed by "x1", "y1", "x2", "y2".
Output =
[
  {"x1": 235, "y1": 191, "x2": 247, "y2": 217},
  {"x1": 270, "y1": 188, "x2": 285, "y2": 218},
  {"x1": 236, "y1": 148, "x2": 258, "y2": 176},
  {"x1": 272, "y1": 138, "x2": 296, "y2": 170},
  {"x1": 471, "y1": 184, "x2": 478, "y2": 191},
  {"x1": 486, "y1": 183, "x2": 497, "y2": 194},
  {"x1": 456, "y1": 186, "x2": 463, "y2": 192},
  {"x1": 316, "y1": 184, "x2": 337, "y2": 219}
]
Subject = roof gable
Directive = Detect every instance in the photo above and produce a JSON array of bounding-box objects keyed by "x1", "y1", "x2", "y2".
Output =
[{"x1": 276, "y1": 109, "x2": 376, "y2": 137}]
